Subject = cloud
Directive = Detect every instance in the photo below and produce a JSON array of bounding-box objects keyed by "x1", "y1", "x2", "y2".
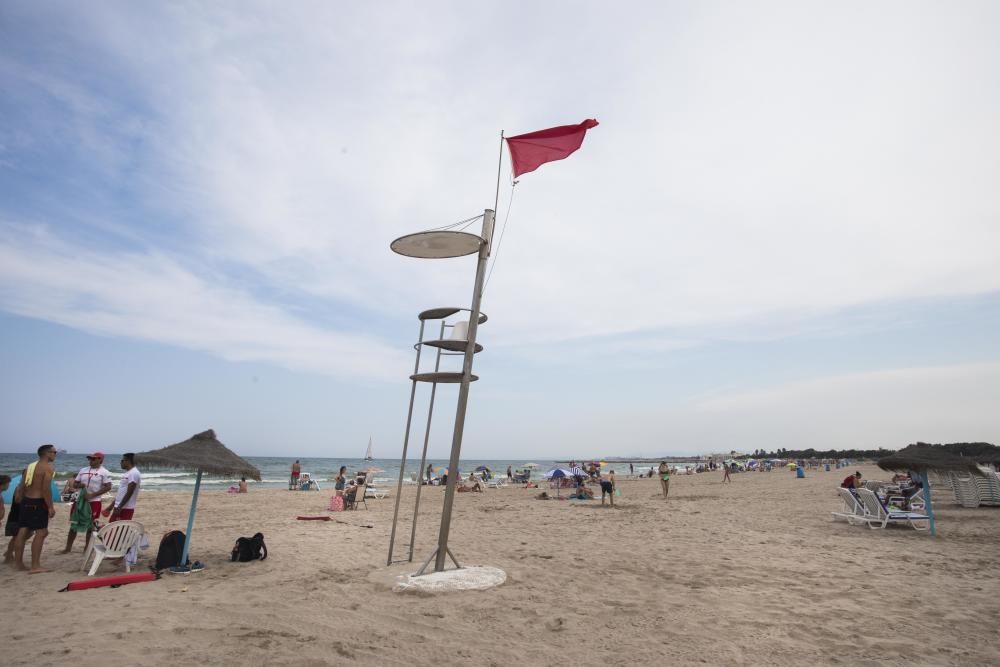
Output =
[
  {"x1": 1, "y1": 1, "x2": 998, "y2": 375},
  {"x1": 0, "y1": 224, "x2": 410, "y2": 380},
  {"x1": 548, "y1": 361, "x2": 1000, "y2": 456}
]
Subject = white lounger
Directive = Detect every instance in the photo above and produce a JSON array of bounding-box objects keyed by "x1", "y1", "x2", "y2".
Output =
[
  {"x1": 832, "y1": 488, "x2": 868, "y2": 524},
  {"x1": 856, "y1": 488, "x2": 929, "y2": 531}
]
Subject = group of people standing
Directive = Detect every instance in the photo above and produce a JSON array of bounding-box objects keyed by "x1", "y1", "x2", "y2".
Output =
[{"x1": 2, "y1": 445, "x2": 141, "y2": 574}]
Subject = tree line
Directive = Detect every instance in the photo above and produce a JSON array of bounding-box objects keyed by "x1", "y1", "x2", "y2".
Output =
[{"x1": 745, "y1": 442, "x2": 995, "y2": 460}]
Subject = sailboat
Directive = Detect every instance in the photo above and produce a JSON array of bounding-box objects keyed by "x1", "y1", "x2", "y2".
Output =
[{"x1": 364, "y1": 436, "x2": 374, "y2": 461}]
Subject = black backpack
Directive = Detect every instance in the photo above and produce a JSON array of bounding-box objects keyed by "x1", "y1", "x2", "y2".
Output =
[
  {"x1": 154, "y1": 530, "x2": 189, "y2": 571},
  {"x1": 231, "y1": 532, "x2": 267, "y2": 562}
]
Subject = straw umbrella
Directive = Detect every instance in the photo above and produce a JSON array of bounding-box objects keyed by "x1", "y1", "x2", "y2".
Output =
[
  {"x1": 877, "y1": 444, "x2": 983, "y2": 536},
  {"x1": 136, "y1": 429, "x2": 260, "y2": 568}
]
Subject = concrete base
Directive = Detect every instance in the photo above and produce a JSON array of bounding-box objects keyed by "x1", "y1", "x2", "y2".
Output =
[{"x1": 391, "y1": 566, "x2": 507, "y2": 594}]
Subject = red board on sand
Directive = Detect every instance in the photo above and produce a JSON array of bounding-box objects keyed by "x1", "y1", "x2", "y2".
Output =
[
  {"x1": 296, "y1": 516, "x2": 331, "y2": 521},
  {"x1": 62, "y1": 571, "x2": 159, "y2": 591}
]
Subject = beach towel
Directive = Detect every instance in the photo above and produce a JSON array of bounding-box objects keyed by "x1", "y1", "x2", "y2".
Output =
[
  {"x1": 68, "y1": 495, "x2": 92, "y2": 534},
  {"x1": 25, "y1": 461, "x2": 37, "y2": 486}
]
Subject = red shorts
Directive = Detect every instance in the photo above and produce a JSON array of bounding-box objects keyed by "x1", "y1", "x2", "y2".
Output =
[
  {"x1": 89, "y1": 501, "x2": 102, "y2": 523},
  {"x1": 110, "y1": 508, "x2": 135, "y2": 522}
]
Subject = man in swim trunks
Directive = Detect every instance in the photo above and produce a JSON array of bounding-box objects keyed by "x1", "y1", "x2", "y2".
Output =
[
  {"x1": 289, "y1": 460, "x2": 301, "y2": 490},
  {"x1": 11, "y1": 444, "x2": 58, "y2": 573},
  {"x1": 63, "y1": 451, "x2": 112, "y2": 553},
  {"x1": 600, "y1": 470, "x2": 615, "y2": 506}
]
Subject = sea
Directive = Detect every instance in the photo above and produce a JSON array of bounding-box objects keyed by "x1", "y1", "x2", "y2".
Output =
[{"x1": 0, "y1": 453, "x2": 691, "y2": 491}]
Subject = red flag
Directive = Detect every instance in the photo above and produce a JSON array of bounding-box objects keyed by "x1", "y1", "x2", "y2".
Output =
[{"x1": 505, "y1": 118, "x2": 599, "y2": 177}]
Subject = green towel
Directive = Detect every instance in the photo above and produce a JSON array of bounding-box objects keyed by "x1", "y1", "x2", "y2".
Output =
[{"x1": 69, "y1": 495, "x2": 92, "y2": 534}]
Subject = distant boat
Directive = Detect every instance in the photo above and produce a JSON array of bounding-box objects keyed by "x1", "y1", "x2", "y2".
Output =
[
  {"x1": 57, "y1": 448, "x2": 68, "y2": 454},
  {"x1": 364, "y1": 437, "x2": 374, "y2": 461}
]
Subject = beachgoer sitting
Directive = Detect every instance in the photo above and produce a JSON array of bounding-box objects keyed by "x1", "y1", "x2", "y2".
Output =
[
  {"x1": 572, "y1": 486, "x2": 594, "y2": 500},
  {"x1": 535, "y1": 491, "x2": 549, "y2": 500},
  {"x1": 841, "y1": 471, "x2": 862, "y2": 489},
  {"x1": 238, "y1": 477, "x2": 247, "y2": 493}
]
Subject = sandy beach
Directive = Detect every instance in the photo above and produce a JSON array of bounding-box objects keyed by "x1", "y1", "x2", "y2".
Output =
[{"x1": 2, "y1": 463, "x2": 999, "y2": 666}]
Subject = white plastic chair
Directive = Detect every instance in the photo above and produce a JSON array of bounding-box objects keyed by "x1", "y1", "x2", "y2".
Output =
[
  {"x1": 82, "y1": 520, "x2": 145, "y2": 575},
  {"x1": 855, "y1": 489, "x2": 929, "y2": 531}
]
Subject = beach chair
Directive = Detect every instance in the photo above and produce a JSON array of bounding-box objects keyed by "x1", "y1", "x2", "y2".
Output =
[
  {"x1": 365, "y1": 485, "x2": 388, "y2": 500},
  {"x1": 487, "y1": 478, "x2": 508, "y2": 489},
  {"x1": 855, "y1": 488, "x2": 929, "y2": 531},
  {"x1": 949, "y1": 473, "x2": 981, "y2": 508},
  {"x1": 973, "y1": 472, "x2": 1000, "y2": 506},
  {"x1": 345, "y1": 482, "x2": 368, "y2": 510},
  {"x1": 832, "y1": 488, "x2": 868, "y2": 524},
  {"x1": 82, "y1": 520, "x2": 145, "y2": 575}
]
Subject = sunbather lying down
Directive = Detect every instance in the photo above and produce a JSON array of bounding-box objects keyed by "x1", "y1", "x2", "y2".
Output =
[{"x1": 535, "y1": 491, "x2": 549, "y2": 500}]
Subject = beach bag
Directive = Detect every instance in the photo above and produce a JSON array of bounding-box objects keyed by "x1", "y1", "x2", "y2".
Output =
[
  {"x1": 231, "y1": 532, "x2": 267, "y2": 562},
  {"x1": 154, "y1": 530, "x2": 189, "y2": 571},
  {"x1": 328, "y1": 495, "x2": 344, "y2": 512}
]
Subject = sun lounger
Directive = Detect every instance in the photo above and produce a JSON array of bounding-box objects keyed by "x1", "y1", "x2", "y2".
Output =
[
  {"x1": 973, "y1": 472, "x2": 1000, "y2": 507},
  {"x1": 487, "y1": 478, "x2": 508, "y2": 489},
  {"x1": 832, "y1": 488, "x2": 868, "y2": 524},
  {"x1": 855, "y1": 488, "x2": 929, "y2": 531},
  {"x1": 949, "y1": 473, "x2": 981, "y2": 508}
]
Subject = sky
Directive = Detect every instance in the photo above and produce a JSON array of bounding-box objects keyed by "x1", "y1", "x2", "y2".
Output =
[{"x1": 1, "y1": 1, "x2": 999, "y2": 459}]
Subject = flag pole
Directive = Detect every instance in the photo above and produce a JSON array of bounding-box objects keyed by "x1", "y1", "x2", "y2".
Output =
[{"x1": 493, "y1": 130, "x2": 504, "y2": 213}]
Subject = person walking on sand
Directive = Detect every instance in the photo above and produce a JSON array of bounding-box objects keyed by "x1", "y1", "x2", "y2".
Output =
[
  {"x1": 658, "y1": 461, "x2": 670, "y2": 498},
  {"x1": 600, "y1": 469, "x2": 616, "y2": 506},
  {"x1": 629, "y1": 462, "x2": 634, "y2": 478},
  {"x1": 103, "y1": 453, "x2": 141, "y2": 522},
  {"x1": 11, "y1": 444, "x2": 58, "y2": 573},
  {"x1": 506, "y1": 465, "x2": 513, "y2": 482},
  {"x1": 63, "y1": 451, "x2": 112, "y2": 553},
  {"x1": 722, "y1": 463, "x2": 732, "y2": 483},
  {"x1": 289, "y1": 460, "x2": 301, "y2": 490},
  {"x1": 426, "y1": 463, "x2": 434, "y2": 485}
]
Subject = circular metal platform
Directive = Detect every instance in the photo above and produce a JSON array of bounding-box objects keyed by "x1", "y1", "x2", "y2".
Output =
[
  {"x1": 418, "y1": 307, "x2": 488, "y2": 323},
  {"x1": 420, "y1": 340, "x2": 483, "y2": 353},
  {"x1": 391, "y1": 231, "x2": 484, "y2": 259},
  {"x1": 410, "y1": 372, "x2": 479, "y2": 383}
]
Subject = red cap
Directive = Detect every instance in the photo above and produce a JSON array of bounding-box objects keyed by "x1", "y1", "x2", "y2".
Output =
[{"x1": 87, "y1": 451, "x2": 105, "y2": 459}]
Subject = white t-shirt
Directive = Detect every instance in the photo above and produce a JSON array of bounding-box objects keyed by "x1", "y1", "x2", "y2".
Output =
[
  {"x1": 75, "y1": 466, "x2": 111, "y2": 502},
  {"x1": 115, "y1": 467, "x2": 141, "y2": 509}
]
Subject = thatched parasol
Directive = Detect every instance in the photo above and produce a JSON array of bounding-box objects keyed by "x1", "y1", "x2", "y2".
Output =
[
  {"x1": 876, "y1": 444, "x2": 982, "y2": 476},
  {"x1": 136, "y1": 429, "x2": 260, "y2": 571},
  {"x1": 135, "y1": 429, "x2": 261, "y2": 480},
  {"x1": 877, "y1": 444, "x2": 982, "y2": 536}
]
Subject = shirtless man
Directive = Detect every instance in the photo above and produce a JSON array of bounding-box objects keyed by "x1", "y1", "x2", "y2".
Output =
[
  {"x1": 289, "y1": 460, "x2": 301, "y2": 490},
  {"x1": 11, "y1": 444, "x2": 58, "y2": 573}
]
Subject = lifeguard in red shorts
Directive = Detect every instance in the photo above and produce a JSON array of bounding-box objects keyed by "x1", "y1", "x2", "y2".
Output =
[
  {"x1": 63, "y1": 451, "x2": 112, "y2": 553},
  {"x1": 104, "y1": 453, "x2": 141, "y2": 522}
]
